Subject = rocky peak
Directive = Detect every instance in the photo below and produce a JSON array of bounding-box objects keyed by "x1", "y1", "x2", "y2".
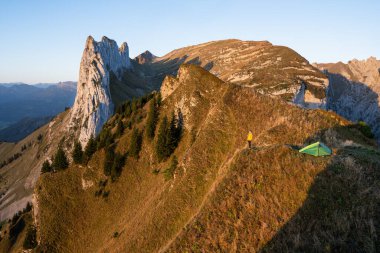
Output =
[
  {"x1": 69, "y1": 36, "x2": 132, "y2": 145},
  {"x1": 315, "y1": 57, "x2": 380, "y2": 144},
  {"x1": 134, "y1": 50, "x2": 156, "y2": 64}
]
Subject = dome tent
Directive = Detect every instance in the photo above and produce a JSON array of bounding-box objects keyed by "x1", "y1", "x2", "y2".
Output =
[{"x1": 299, "y1": 142, "x2": 332, "y2": 156}]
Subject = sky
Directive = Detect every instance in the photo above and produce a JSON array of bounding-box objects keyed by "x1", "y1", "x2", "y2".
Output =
[{"x1": 0, "y1": 0, "x2": 379, "y2": 83}]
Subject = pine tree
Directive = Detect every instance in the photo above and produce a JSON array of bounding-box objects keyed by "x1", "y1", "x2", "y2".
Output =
[
  {"x1": 116, "y1": 120, "x2": 125, "y2": 137},
  {"x1": 155, "y1": 111, "x2": 183, "y2": 162},
  {"x1": 129, "y1": 128, "x2": 143, "y2": 158},
  {"x1": 156, "y1": 92, "x2": 162, "y2": 106},
  {"x1": 41, "y1": 160, "x2": 52, "y2": 173},
  {"x1": 156, "y1": 116, "x2": 170, "y2": 161},
  {"x1": 111, "y1": 153, "x2": 125, "y2": 181},
  {"x1": 72, "y1": 141, "x2": 83, "y2": 164},
  {"x1": 145, "y1": 98, "x2": 158, "y2": 140},
  {"x1": 104, "y1": 145, "x2": 115, "y2": 176},
  {"x1": 84, "y1": 134, "x2": 97, "y2": 160},
  {"x1": 52, "y1": 147, "x2": 69, "y2": 171},
  {"x1": 169, "y1": 111, "x2": 178, "y2": 152}
]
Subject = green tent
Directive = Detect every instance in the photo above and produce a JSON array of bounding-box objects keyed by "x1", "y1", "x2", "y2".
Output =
[{"x1": 299, "y1": 142, "x2": 332, "y2": 156}]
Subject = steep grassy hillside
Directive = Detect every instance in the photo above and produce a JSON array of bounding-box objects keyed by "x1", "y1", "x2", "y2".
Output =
[
  {"x1": 35, "y1": 65, "x2": 380, "y2": 252},
  {"x1": 0, "y1": 110, "x2": 72, "y2": 221},
  {"x1": 1, "y1": 39, "x2": 330, "y2": 224}
]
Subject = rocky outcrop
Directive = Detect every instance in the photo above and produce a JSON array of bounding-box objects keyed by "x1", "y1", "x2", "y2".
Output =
[
  {"x1": 151, "y1": 39, "x2": 327, "y2": 109},
  {"x1": 69, "y1": 36, "x2": 131, "y2": 145},
  {"x1": 134, "y1": 50, "x2": 156, "y2": 64},
  {"x1": 315, "y1": 57, "x2": 380, "y2": 143}
]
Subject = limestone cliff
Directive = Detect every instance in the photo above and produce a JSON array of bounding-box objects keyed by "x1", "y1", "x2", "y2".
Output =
[
  {"x1": 315, "y1": 57, "x2": 380, "y2": 143},
  {"x1": 69, "y1": 36, "x2": 131, "y2": 145},
  {"x1": 151, "y1": 39, "x2": 328, "y2": 109}
]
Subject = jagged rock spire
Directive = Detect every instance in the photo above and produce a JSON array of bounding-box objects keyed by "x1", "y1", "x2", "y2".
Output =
[{"x1": 69, "y1": 36, "x2": 131, "y2": 145}]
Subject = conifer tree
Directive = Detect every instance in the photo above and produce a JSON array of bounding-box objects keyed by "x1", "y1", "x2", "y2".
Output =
[
  {"x1": 84, "y1": 134, "x2": 97, "y2": 160},
  {"x1": 169, "y1": 111, "x2": 178, "y2": 152},
  {"x1": 156, "y1": 116, "x2": 170, "y2": 161},
  {"x1": 52, "y1": 147, "x2": 69, "y2": 171},
  {"x1": 111, "y1": 153, "x2": 125, "y2": 180},
  {"x1": 146, "y1": 98, "x2": 158, "y2": 140},
  {"x1": 129, "y1": 128, "x2": 143, "y2": 158},
  {"x1": 116, "y1": 120, "x2": 125, "y2": 137},
  {"x1": 72, "y1": 141, "x2": 83, "y2": 164},
  {"x1": 156, "y1": 92, "x2": 162, "y2": 106},
  {"x1": 41, "y1": 160, "x2": 52, "y2": 173},
  {"x1": 104, "y1": 145, "x2": 115, "y2": 176}
]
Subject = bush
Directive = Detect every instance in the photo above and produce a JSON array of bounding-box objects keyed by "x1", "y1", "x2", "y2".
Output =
[
  {"x1": 23, "y1": 225, "x2": 37, "y2": 249},
  {"x1": 52, "y1": 147, "x2": 69, "y2": 171},
  {"x1": 356, "y1": 121, "x2": 374, "y2": 139},
  {"x1": 164, "y1": 156, "x2": 178, "y2": 180},
  {"x1": 129, "y1": 128, "x2": 143, "y2": 158},
  {"x1": 72, "y1": 141, "x2": 84, "y2": 164}
]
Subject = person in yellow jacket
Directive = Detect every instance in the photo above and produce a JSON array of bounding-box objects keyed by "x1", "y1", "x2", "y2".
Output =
[{"x1": 247, "y1": 130, "x2": 253, "y2": 149}]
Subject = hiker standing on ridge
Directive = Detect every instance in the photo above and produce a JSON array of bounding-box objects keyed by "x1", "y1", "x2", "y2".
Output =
[{"x1": 247, "y1": 130, "x2": 253, "y2": 149}]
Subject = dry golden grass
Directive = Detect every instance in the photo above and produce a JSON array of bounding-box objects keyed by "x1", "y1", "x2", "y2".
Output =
[{"x1": 36, "y1": 65, "x2": 380, "y2": 253}]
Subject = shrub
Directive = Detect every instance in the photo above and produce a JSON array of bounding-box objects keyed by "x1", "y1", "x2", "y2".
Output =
[
  {"x1": 102, "y1": 191, "x2": 110, "y2": 198},
  {"x1": 23, "y1": 225, "x2": 37, "y2": 249},
  {"x1": 356, "y1": 121, "x2": 374, "y2": 139},
  {"x1": 72, "y1": 141, "x2": 84, "y2": 164},
  {"x1": 41, "y1": 160, "x2": 52, "y2": 173},
  {"x1": 164, "y1": 156, "x2": 178, "y2": 180}
]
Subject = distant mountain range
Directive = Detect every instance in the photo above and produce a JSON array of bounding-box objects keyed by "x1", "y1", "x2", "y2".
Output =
[{"x1": 0, "y1": 81, "x2": 76, "y2": 141}]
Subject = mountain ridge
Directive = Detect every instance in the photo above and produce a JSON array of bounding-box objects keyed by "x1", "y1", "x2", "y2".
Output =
[{"x1": 32, "y1": 64, "x2": 380, "y2": 252}]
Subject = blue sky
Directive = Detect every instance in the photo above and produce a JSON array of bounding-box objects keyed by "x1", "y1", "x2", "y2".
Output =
[{"x1": 0, "y1": 0, "x2": 378, "y2": 83}]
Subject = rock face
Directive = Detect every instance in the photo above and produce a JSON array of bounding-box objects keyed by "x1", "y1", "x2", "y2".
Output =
[
  {"x1": 151, "y1": 39, "x2": 327, "y2": 109},
  {"x1": 69, "y1": 36, "x2": 131, "y2": 145},
  {"x1": 134, "y1": 50, "x2": 156, "y2": 64},
  {"x1": 315, "y1": 57, "x2": 380, "y2": 143}
]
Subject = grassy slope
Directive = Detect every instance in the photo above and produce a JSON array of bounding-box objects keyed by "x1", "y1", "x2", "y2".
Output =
[
  {"x1": 0, "y1": 210, "x2": 34, "y2": 252},
  {"x1": 0, "y1": 110, "x2": 71, "y2": 222},
  {"x1": 36, "y1": 65, "x2": 380, "y2": 252}
]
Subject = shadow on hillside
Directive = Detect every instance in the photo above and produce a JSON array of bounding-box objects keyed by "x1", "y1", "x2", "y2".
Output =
[
  {"x1": 326, "y1": 72, "x2": 380, "y2": 144},
  {"x1": 260, "y1": 135, "x2": 380, "y2": 252}
]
